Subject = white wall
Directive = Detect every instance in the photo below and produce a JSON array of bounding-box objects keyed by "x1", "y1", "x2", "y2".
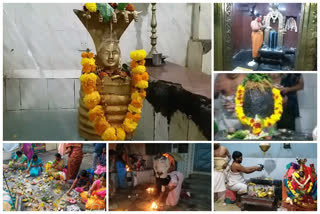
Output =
[
  {"x1": 3, "y1": 3, "x2": 206, "y2": 77},
  {"x1": 296, "y1": 73, "x2": 317, "y2": 132},
  {"x1": 242, "y1": 157, "x2": 317, "y2": 180},
  {"x1": 4, "y1": 3, "x2": 211, "y2": 112}
]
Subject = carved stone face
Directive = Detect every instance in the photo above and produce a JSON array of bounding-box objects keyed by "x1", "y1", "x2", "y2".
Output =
[{"x1": 98, "y1": 41, "x2": 120, "y2": 68}]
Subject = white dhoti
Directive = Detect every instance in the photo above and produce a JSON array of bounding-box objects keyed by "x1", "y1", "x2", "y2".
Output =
[
  {"x1": 226, "y1": 170, "x2": 247, "y2": 194},
  {"x1": 228, "y1": 182, "x2": 247, "y2": 193},
  {"x1": 214, "y1": 157, "x2": 228, "y2": 193}
]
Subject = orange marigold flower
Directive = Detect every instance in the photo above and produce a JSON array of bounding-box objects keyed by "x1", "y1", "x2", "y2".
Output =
[
  {"x1": 133, "y1": 113, "x2": 141, "y2": 122},
  {"x1": 131, "y1": 99, "x2": 143, "y2": 108},
  {"x1": 130, "y1": 61, "x2": 137, "y2": 69},
  {"x1": 141, "y1": 72, "x2": 149, "y2": 81},
  {"x1": 126, "y1": 3, "x2": 135, "y2": 12},
  {"x1": 81, "y1": 52, "x2": 88, "y2": 58},
  {"x1": 133, "y1": 74, "x2": 142, "y2": 84},
  {"x1": 94, "y1": 117, "x2": 109, "y2": 135},
  {"x1": 83, "y1": 64, "x2": 91, "y2": 73},
  {"x1": 139, "y1": 90, "x2": 146, "y2": 98},
  {"x1": 91, "y1": 64, "x2": 97, "y2": 72},
  {"x1": 88, "y1": 52, "x2": 94, "y2": 58}
]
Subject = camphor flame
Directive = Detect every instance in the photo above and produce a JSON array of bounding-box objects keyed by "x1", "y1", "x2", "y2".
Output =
[
  {"x1": 151, "y1": 201, "x2": 158, "y2": 210},
  {"x1": 126, "y1": 164, "x2": 130, "y2": 172}
]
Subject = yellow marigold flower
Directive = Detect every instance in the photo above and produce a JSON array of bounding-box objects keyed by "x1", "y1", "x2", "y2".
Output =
[
  {"x1": 80, "y1": 73, "x2": 97, "y2": 94},
  {"x1": 135, "y1": 80, "x2": 148, "y2": 89},
  {"x1": 252, "y1": 127, "x2": 262, "y2": 135},
  {"x1": 81, "y1": 58, "x2": 90, "y2": 66},
  {"x1": 101, "y1": 127, "x2": 117, "y2": 141},
  {"x1": 128, "y1": 104, "x2": 142, "y2": 114},
  {"x1": 123, "y1": 118, "x2": 138, "y2": 133},
  {"x1": 131, "y1": 91, "x2": 141, "y2": 100},
  {"x1": 116, "y1": 127, "x2": 126, "y2": 140},
  {"x1": 83, "y1": 91, "x2": 100, "y2": 109},
  {"x1": 85, "y1": 3, "x2": 97, "y2": 12},
  {"x1": 131, "y1": 65, "x2": 146, "y2": 74},
  {"x1": 94, "y1": 117, "x2": 109, "y2": 135},
  {"x1": 88, "y1": 105, "x2": 104, "y2": 122},
  {"x1": 88, "y1": 58, "x2": 95, "y2": 66},
  {"x1": 272, "y1": 88, "x2": 281, "y2": 95},
  {"x1": 130, "y1": 50, "x2": 147, "y2": 61}
]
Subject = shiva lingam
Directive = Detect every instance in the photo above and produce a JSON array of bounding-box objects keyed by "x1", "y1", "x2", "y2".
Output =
[
  {"x1": 283, "y1": 158, "x2": 317, "y2": 210},
  {"x1": 234, "y1": 74, "x2": 283, "y2": 139},
  {"x1": 259, "y1": 4, "x2": 287, "y2": 69},
  {"x1": 74, "y1": 3, "x2": 148, "y2": 141}
]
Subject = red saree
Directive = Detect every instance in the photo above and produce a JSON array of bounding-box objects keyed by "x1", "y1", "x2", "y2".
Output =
[{"x1": 66, "y1": 143, "x2": 83, "y2": 180}]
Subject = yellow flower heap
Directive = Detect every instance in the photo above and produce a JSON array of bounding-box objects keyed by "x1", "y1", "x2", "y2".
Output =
[
  {"x1": 79, "y1": 50, "x2": 148, "y2": 140},
  {"x1": 235, "y1": 74, "x2": 283, "y2": 135}
]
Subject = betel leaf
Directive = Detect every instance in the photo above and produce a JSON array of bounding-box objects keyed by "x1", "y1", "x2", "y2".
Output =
[
  {"x1": 117, "y1": 3, "x2": 129, "y2": 11},
  {"x1": 122, "y1": 63, "x2": 130, "y2": 72},
  {"x1": 97, "y1": 3, "x2": 114, "y2": 22},
  {"x1": 242, "y1": 74, "x2": 272, "y2": 86}
]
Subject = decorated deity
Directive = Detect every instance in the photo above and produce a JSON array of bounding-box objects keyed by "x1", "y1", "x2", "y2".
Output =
[
  {"x1": 233, "y1": 74, "x2": 283, "y2": 139},
  {"x1": 75, "y1": 3, "x2": 148, "y2": 141},
  {"x1": 283, "y1": 158, "x2": 317, "y2": 209}
]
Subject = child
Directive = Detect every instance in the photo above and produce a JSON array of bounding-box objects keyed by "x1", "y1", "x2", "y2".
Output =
[
  {"x1": 94, "y1": 147, "x2": 106, "y2": 175},
  {"x1": 81, "y1": 172, "x2": 106, "y2": 210},
  {"x1": 67, "y1": 170, "x2": 93, "y2": 196},
  {"x1": 26, "y1": 154, "x2": 43, "y2": 177}
]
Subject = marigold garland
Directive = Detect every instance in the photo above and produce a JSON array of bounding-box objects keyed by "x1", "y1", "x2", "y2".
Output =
[
  {"x1": 79, "y1": 49, "x2": 148, "y2": 141},
  {"x1": 235, "y1": 84, "x2": 283, "y2": 135}
]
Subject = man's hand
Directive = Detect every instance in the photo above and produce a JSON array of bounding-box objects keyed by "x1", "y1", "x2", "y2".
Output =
[
  {"x1": 256, "y1": 166, "x2": 263, "y2": 171},
  {"x1": 281, "y1": 87, "x2": 291, "y2": 95}
]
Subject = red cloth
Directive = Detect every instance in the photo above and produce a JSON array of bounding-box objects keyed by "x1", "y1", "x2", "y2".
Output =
[{"x1": 225, "y1": 189, "x2": 237, "y2": 202}]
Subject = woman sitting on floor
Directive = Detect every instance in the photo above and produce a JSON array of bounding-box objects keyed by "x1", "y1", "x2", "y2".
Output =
[
  {"x1": 81, "y1": 172, "x2": 106, "y2": 210},
  {"x1": 67, "y1": 169, "x2": 93, "y2": 196},
  {"x1": 94, "y1": 147, "x2": 106, "y2": 175},
  {"x1": 9, "y1": 151, "x2": 29, "y2": 170},
  {"x1": 46, "y1": 153, "x2": 65, "y2": 179},
  {"x1": 26, "y1": 154, "x2": 43, "y2": 177}
]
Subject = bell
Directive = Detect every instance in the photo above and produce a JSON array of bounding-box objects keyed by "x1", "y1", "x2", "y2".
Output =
[{"x1": 259, "y1": 143, "x2": 271, "y2": 152}]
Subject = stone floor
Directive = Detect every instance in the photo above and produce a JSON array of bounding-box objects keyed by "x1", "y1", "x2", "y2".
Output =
[
  {"x1": 109, "y1": 181, "x2": 211, "y2": 211},
  {"x1": 3, "y1": 146, "x2": 99, "y2": 211}
]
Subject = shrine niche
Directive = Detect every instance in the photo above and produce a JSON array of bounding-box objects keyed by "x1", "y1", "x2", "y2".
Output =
[{"x1": 214, "y1": 3, "x2": 317, "y2": 71}]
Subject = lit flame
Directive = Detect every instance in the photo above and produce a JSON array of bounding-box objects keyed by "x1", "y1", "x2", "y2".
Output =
[
  {"x1": 151, "y1": 201, "x2": 158, "y2": 210},
  {"x1": 126, "y1": 164, "x2": 130, "y2": 172}
]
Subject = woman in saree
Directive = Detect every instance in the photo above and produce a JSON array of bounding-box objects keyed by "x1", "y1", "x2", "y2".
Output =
[
  {"x1": 66, "y1": 143, "x2": 83, "y2": 181},
  {"x1": 20, "y1": 143, "x2": 33, "y2": 161},
  {"x1": 9, "y1": 151, "x2": 29, "y2": 170},
  {"x1": 94, "y1": 147, "x2": 106, "y2": 175},
  {"x1": 26, "y1": 154, "x2": 43, "y2": 177},
  {"x1": 46, "y1": 153, "x2": 65, "y2": 179},
  {"x1": 80, "y1": 172, "x2": 106, "y2": 210}
]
